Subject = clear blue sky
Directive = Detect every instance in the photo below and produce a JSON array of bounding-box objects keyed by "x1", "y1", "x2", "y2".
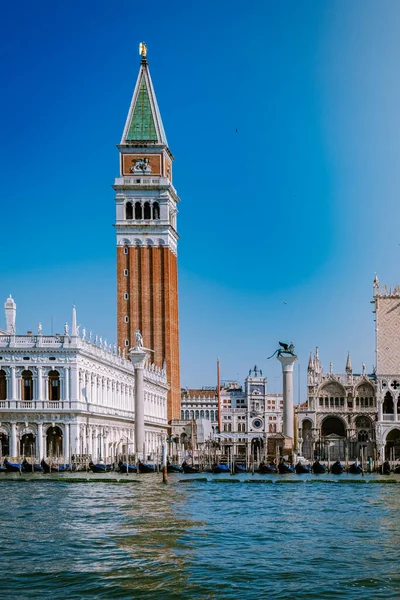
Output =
[{"x1": 1, "y1": 1, "x2": 400, "y2": 398}]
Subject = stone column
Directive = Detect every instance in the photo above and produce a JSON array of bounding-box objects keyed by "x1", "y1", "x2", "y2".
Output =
[
  {"x1": 278, "y1": 355, "x2": 298, "y2": 442},
  {"x1": 129, "y1": 347, "x2": 147, "y2": 460},
  {"x1": 378, "y1": 397, "x2": 383, "y2": 421},
  {"x1": 64, "y1": 423, "x2": 70, "y2": 459},
  {"x1": 37, "y1": 422, "x2": 44, "y2": 459},
  {"x1": 10, "y1": 422, "x2": 17, "y2": 457},
  {"x1": 70, "y1": 364, "x2": 79, "y2": 409},
  {"x1": 37, "y1": 366, "x2": 43, "y2": 403},
  {"x1": 64, "y1": 367, "x2": 70, "y2": 402}
]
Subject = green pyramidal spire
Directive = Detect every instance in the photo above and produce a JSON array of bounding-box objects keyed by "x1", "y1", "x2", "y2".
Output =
[
  {"x1": 121, "y1": 52, "x2": 168, "y2": 146},
  {"x1": 126, "y1": 75, "x2": 157, "y2": 141}
]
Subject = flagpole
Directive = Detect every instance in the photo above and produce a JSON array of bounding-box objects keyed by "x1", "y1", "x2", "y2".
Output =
[{"x1": 217, "y1": 357, "x2": 221, "y2": 434}]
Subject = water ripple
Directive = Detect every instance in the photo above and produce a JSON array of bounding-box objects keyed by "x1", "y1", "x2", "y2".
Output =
[{"x1": 0, "y1": 478, "x2": 400, "y2": 598}]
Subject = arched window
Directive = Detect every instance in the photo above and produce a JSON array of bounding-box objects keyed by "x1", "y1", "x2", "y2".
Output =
[
  {"x1": 228, "y1": 424, "x2": 232, "y2": 432},
  {"x1": 153, "y1": 202, "x2": 160, "y2": 220},
  {"x1": 200, "y1": 410, "x2": 204, "y2": 418},
  {"x1": 195, "y1": 410, "x2": 199, "y2": 419},
  {"x1": 210, "y1": 410, "x2": 214, "y2": 421},
  {"x1": 358, "y1": 430, "x2": 369, "y2": 442},
  {"x1": 21, "y1": 370, "x2": 33, "y2": 401},
  {"x1": 144, "y1": 202, "x2": 151, "y2": 220},
  {"x1": 205, "y1": 410, "x2": 209, "y2": 419},
  {"x1": 48, "y1": 370, "x2": 60, "y2": 401},
  {"x1": 126, "y1": 201, "x2": 133, "y2": 220},
  {"x1": 190, "y1": 410, "x2": 194, "y2": 419},
  {"x1": 185, "y1": 410, "x2": 189, "y2": 420},
  {"x1": 135, "y1": 202, "x2": 142, "y2": 220},
  {"x1": 181, "y1": 410, "x2": 184, "y2": 420},
  {"x1": 0, "y1": 370, "x2": 6, "y2": 401},
  {"x1": 383, "y1": 391, "x2": 394, "y2": 414}
]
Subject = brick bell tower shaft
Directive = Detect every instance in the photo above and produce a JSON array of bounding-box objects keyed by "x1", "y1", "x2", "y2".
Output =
[{"x1": 113, "y1": 44, "x2": 181, "y2": 422}]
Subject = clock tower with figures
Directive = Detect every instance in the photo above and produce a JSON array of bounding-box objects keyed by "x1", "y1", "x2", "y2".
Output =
[{"x1": 113, "y1": 43, "x2": 180, "y2": 422}]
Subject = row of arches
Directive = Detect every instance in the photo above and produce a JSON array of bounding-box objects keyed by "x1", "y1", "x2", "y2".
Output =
[
  {"x1": 126, "y1": 201, "x2": 160, "y2": 221},
  {"x1": 182, "y1": 409, "x2": 218, "y2": 422},
  {"x1": 0, "y1": 369, "x2": 60, "y2": 402},
  {"x1": 0, "y1": 426, "x2": 63, "y2": 457}
]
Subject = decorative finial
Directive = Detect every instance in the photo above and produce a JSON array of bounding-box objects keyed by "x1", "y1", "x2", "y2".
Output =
[{"x1": 139, "y1": 42, "x2": 147, "y2": 58}]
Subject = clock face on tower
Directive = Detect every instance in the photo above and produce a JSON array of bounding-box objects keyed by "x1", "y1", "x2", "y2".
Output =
[{"x1": 252, "y1": 418, "x2": 263, "y2": 429}]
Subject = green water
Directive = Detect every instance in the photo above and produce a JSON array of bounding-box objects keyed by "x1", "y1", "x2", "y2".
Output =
[{"x1": 1, "y1": 472, "x2": 400, "y2": 599}]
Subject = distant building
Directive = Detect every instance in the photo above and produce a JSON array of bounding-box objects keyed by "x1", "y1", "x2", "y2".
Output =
[{"x1": 172, "y1": 366, "x2": 283, "y2": 461}]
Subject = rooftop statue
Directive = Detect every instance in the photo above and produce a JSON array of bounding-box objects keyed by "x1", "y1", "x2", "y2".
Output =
[{"x1": 268, "y1": 341, "x2": 295, "y2": 360}]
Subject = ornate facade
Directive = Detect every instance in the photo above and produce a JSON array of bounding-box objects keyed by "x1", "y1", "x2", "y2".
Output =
[
  {"x1": 374, "y1": 277, "x2": 400, "y2": 461},
  {"x1": 0, "y1": 297, "x2": 168, "y2": 463},
  {"x1": 297, "y1": 348, "x2": 376, "y2": 461}
]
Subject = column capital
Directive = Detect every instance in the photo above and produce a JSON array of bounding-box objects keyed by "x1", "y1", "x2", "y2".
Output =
[
  {"x1": 129, "y1": 347, "x2": 147, "y2": 369},
  {"x1": 278, "y1": 354, "x2": 298, "y2": 372}
]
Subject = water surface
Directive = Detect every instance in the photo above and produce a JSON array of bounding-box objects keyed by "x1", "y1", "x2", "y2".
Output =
[{"x1": 1, "y1": 473, "x2": 400, "y2": 599}]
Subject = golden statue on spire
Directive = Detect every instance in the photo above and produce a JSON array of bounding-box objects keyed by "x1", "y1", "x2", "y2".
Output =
[{"x1": 139, "y1": 42, "x2": 147, "y2": 58}]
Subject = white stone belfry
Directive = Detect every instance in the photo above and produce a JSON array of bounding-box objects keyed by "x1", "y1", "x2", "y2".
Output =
[
  {"x1": 4, "y1": 295, "x2": 16, "y2": 333},
  {"x1": 278, "y1": 354, "x2": 298, "y2": 441}
]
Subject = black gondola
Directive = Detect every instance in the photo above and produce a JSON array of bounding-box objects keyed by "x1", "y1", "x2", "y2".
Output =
[
  {"x1": 380, "y1": 460, "x2": 391, "y2": 475},
  {"x1": 22, "y1": 459, "x2": 44, "y2": 473},
  {"x1": 312, "y1": 461, "x2": 327, "y2": 474},
  {"x1": 89, "y1": 462, "x2": 112, "y2": 473},
  {"x1": 330, "y1": 460, "x2": 345, "y2": 474},
  {"x1": 138, "y1": 461, "x2": 156, "y2": 473},
  {"x1": 234, "y1": 463, "x2": 247, "y2": 473},
  {"x1": 258, "y1": 462, "x2": 278, "y2": 474},
  {"x1": 41, "y1": 459, "x2": 70, "y2": 473},
  {"x1": 278, "y1": 462, "x2": 295, "y2": 474},
  {"x1": 118, "y1": 462, "x2": 137, "y2": 474},
  {"x1": 348, "y1": 462, "x2": 363, "y2": 475},
  {"x1": 295, "y1": 463, "x2": 311, "y2": 474},
  {"x1": 182, "y1": 461, "x2": 199, "y2": 474},
  {"x1": 4, "y1": 459, "x2": 21, "y2": 472},
  {"x1": 167, "y1": 463, "x2": 183, "y2": 473},
  {"x1": 394, "y1": 464, "x2": 400, "y2": 474},
  {"x1": 212, "y1": 464, "x2": 230, "y2": 474}
]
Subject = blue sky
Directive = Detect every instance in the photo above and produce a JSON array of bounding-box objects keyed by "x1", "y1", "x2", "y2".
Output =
[{"x1": 1, "y1": 1, "x2": 400, "y2": 398}]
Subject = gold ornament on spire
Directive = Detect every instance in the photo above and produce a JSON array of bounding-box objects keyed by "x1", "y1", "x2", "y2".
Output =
[{"x1": 139, "y1": 42, "x2": 147, "y2": 58}]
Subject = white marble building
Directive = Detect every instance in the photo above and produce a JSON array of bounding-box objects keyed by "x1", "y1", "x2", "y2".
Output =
[{"x1": 0, "y1": 296, "x2": 168, "y2": 462}]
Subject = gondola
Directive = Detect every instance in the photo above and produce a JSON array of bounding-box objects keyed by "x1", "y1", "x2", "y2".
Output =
[
  {"x1": 41, "y1": 459, "x2": 71, "y2": 473},
  {"x1": 138, "y1": 461, "x2": 156, "y2": 473},
  {"x1": 182, "y1": 461, "x2": 199, "y2": 474},
  {"x1": 312, "y1": 461, "x2": 327, "y2": 474},
  {"x1": 22, "y1": 459, "x2": 44, "y2": 473},
  {"x1": 278, "y1": 462, "x2": 295, "y2": 474},
  {"x1": 258, "y1": 462, "x2": 278, "y2": 474},
  {"x1": 212, "y1": 464, "x2": 230, "y2": 474},
  {"x1": 234, "y1": 463, "x2": 247, "y2": 473},
  {"x1": 393, "y1": 464, "x2": 400, "y2": 474},
  {"x1": 89, "y1": 462, "x2": 112, "y2": 473},
  {"x1": 348, "y1": 462, "x2": 363, "y2": 475},
  {"x1": 167, "y1": 463, "x2": 183, "y2": 473},
  {"x1": 330, "y1": 460, "x2": 345, "y2": 475},
  {"x1": 380, "y1": 460, "x2": 391, "y2": 475},
  {"x1": 118, "y1": 462, "x2": 137, "y2": 474},
  {"x1": 4, "y1": 459, "x2": 22, "y2": 472},
  {"x1": 295, "y1": 462, "x2": 311, "y2": 474}
]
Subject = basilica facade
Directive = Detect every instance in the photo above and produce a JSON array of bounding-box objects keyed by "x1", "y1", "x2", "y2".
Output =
[{"x1": 297, "y1": 277, "x2": 400, "y2": 464}]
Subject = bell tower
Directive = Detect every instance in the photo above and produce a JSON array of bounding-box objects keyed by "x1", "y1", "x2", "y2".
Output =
[{"x1": 114, "y1": 44, "x2": 180, "y2": 421}]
